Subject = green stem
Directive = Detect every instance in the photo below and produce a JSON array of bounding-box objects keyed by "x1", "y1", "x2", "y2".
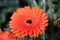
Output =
[
  {"x1": 26, "y1": 0, "x2": 38, "y2": 7},
  {"x1": 42, "y1": 32, "x2": 45, "y2": 40},
  {"x1": 42, "y1": 0, "x2": 46, "y2": 11},
  {"x1": 30, "y1": 38, "x2": 33, "y2": 40}
]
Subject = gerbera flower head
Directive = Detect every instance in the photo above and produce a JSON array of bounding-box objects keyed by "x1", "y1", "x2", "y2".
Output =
[
  {"x1": 0, "y1": 30, "x2": 15, "y2": 40},
  {"x1": 0, "y1": 30, "x2": 4, "y2": 40},
  {"x1": 3, "y1": 31, "x2": 15, "y2": 40},
  {"x1": 9, "y1": 6, "x2": 48, "y2": 38}
]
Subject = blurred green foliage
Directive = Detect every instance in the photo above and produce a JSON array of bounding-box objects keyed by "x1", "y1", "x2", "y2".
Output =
[{"x1": 0, "y1": 0, "x2": 60, "y2": 40}]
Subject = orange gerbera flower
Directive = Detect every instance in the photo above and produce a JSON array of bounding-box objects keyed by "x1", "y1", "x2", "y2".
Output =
[
  {"x1": 3, "y1": 31, "x2": 15, "y2": 40},
  {"x1": 9, "y1": 6, "x2": 48, "y2": 38},
  {"x1": 0, "y1": 30, "x2": 4, "y2": 40},
  {"x1": 0, "y1": 30, "x2": 15, "y2": 40}
]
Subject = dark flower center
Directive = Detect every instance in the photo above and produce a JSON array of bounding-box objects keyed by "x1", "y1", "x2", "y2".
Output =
[{"x1": 26, "y1": 20, "x2": 32, "y2": 24}]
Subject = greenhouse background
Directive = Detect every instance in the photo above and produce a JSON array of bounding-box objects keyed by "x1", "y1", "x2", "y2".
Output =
[{"x1": 0, "y1": 0, "x2": 60, "y2": 40}]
